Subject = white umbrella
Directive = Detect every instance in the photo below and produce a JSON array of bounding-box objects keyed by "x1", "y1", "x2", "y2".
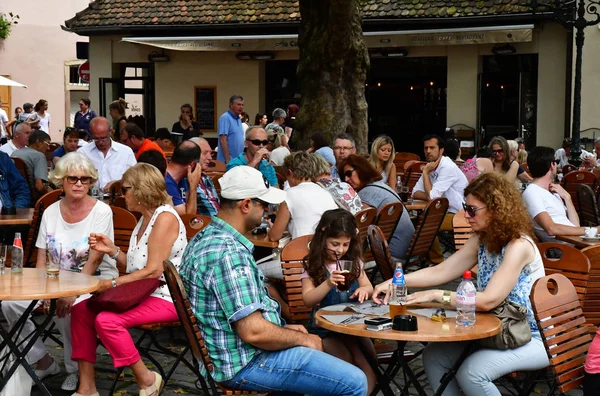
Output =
[{"x1": 0, "y1": 76, "x2": 26, "y2": 88}]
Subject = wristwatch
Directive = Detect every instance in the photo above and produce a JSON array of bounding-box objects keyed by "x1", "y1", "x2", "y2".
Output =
[
  {"x1": 109, "y1": 246, "x2": 120, "y2": 260},
  {"x1": 111, "y1": 278, "x2": 117, "y2": 288},
  {"x1": 442, "y1": 290, "x2": 452, "y2": 306}
]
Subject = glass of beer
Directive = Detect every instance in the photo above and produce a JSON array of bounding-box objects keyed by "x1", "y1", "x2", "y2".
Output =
[
  {"x1": 336, "y1": 260, "x2": 353, "y2": 292},
  {"x1": 46, "y1": 241, "x2": 62, "y2": 279}
]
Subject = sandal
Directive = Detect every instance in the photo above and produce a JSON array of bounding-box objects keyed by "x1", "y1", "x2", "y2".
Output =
[{"x1": 139, "y1": 371, "x2": 163, "y2": 396}]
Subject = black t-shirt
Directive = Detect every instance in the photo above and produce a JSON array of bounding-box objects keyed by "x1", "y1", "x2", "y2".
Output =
[{"x1": 172, "y1": 121, "x2": 202, "y2": 140}]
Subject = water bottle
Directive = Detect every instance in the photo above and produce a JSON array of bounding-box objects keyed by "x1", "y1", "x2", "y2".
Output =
[
  {"x1": 396, "y1": 176, "x2": 402, "y2": 193},
  {"x1": 389, "y1": 262, "x2": 408, "y2": 318},
  {"x1": 11, "y1": 232, "x2": 23, "y2": 273},
  {"x1": 456, "y1": 270, "x2": 476, "y2": 327}
]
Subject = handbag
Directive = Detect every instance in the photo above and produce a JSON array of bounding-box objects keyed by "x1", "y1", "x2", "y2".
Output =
[
  {"x1": 87, "y1": 278, "x2": 162, "y2": 313},
  {"x1": 477, "y1": 299, "x2": 532, "y2": 350}
]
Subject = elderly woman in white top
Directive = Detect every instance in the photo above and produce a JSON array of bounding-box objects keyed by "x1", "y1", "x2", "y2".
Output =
[
  {"x1": 1, "y1": 152, "x2": 117, "y2": 391},
  {"x1": 70, "y1": 163, "x2": 187, "y2": 396}
]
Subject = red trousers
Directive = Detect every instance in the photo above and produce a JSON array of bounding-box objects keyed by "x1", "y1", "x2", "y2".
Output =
[{"x1": 71, "y1": 296, "x2": 178, "y2": 368}]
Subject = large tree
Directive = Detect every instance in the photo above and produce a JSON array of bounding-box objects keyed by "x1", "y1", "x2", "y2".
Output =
[{"x1": 294, "y1": 0, "x2": 370, "y2": 153}]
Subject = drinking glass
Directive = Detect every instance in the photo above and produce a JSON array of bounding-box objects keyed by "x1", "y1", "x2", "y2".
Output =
[
  {"x1": 336, "y1": 260, "x2": 353, "y2": 292},
  {"x1": 46, "y1": 242, "x2": 62, "y2": 279},
  {"x1": 400, "y1": 186, "x2": 410, "y2": 203},
  {"x1": 0, "y1": 244, "x2": 7, "y2": 275}
]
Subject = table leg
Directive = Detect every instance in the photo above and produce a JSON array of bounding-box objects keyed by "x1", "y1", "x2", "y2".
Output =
[{"x1": 0, "y1": 299, "x2": 57, "y2": 395}]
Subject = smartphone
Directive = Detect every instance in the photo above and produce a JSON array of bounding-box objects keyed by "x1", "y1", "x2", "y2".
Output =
[{"x1": 364, "y1": 317, "x2": 392, "y2": 326}]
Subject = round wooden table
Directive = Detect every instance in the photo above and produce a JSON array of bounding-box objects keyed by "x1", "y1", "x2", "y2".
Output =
[
  {"x1": 0, "y1": 269, "x2": 99, "y2": 395},
  {"x1": 315, "y1": 307, "x2": 501, "y2": 396},
  {"x1": 0, "y1": 208, "x2": 34, "y2": 226}
]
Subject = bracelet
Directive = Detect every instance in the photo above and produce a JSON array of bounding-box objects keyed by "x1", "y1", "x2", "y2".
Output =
[
  {"x1": 109, "y1": 246, "x2": 120, "y2": 260},
  {"x1": 442, "y1": 290, "x2": 452, "y2": 306}
]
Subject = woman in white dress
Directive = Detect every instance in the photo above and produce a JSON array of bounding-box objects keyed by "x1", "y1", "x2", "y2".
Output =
[{"x1": 34, "y1": 99, "x2": 51, "y2": 133}]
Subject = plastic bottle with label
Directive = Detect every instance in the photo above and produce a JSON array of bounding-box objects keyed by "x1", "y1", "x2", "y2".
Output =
[
  {"x1": 11, "y1": 232, "x2": 23, "y2": 273},
  {"x1": 456, "y1": 270, "x2": 476, "y2": 327},
  {"x1": 389, "y1": 262, "x2": 408, "y2": 318},
  {"x1": 396, "y1": 175, "x2": 403, "y2": 193}
]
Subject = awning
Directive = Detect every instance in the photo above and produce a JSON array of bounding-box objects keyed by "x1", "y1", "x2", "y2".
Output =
[
  {"x1": 0, "y1": 75, "x2": 27, "y2": 88},
  {"x1": 122, "y1": 24, "x2": 534, "y2": 52}
]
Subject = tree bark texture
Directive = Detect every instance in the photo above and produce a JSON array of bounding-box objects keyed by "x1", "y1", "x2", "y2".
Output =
[{"x1": 295, "y1": 0, "x2": 370, "y2": 153}]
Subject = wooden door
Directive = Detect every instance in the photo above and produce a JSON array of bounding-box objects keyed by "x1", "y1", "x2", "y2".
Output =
[{"x1": 0, "y1": 75, "x2": 11, "y2": 114}]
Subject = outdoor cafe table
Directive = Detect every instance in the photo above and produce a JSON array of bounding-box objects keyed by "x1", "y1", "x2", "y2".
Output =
[
  {"x1": 405, "y1": 200, "x2": 428, "y2": 211},
  {"x1": 556, "y1": 234, "x2": 600, "y2": 249},
  {"x1": 0, "y1": 269, "x2": 99, "y2": 395},
  {"x1": 0, "y1": 208, "x2": 34, "y2": 226},
  {"x1": 315, "y1": 307, "x2": 501, "y2": 396},
  {"x1": 245, "y1": 232, "x2": 279, "y2": 249}
]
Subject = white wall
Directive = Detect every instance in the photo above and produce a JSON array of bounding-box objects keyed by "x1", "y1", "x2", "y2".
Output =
[
  {"x1": 0, "y1": 0, "x2": 90, "y2": 141},
  {"x1": 580, "y1": 24, "x2": 600, "y2": 135}
]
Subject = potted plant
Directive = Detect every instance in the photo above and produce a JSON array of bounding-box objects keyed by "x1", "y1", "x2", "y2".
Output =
[{"x1": 0, "y1": 12, "x2": 19, "y2": 40}]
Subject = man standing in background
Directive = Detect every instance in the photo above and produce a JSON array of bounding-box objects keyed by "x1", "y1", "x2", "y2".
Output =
[{"x1": 217, "y1": 95, "x2": 244, "y2": 163}]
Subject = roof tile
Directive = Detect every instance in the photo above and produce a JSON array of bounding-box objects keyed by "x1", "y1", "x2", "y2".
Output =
[{"x1": 64, "y1": 0, "x2": 539, "y2": 30}]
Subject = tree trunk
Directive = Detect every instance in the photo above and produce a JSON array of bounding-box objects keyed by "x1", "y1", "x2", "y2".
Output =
[{"x1": 295, "y1": 0, "x2": 369, "y2": 154}]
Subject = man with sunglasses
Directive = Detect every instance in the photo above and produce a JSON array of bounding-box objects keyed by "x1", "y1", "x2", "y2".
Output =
[
  {"x1": 78, "y1": 117, "x2": 136, "y2": 191},
  {"x1": 523, "y1": 146, "x2": 586, "y2": 242},
  {"x1": 179, "y1": 166, "x2": 367, "y2": 395},
  {"x1": 413, "y1": 134, "x2": 468, "y2": 263},
  {"x1": 225, "y1": 126, "x2": 279, "y2": 188}
]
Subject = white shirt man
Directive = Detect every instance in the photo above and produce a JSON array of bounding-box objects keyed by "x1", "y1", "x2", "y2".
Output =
[
  {"x1": 78, "y1": 117, "x2": 136, "y2": 190},
  {"x1": 523, "y1": 146, "x2": 585, "y2": 242},
  {"x1": 0, "y1": 101, "x2": 8, "y2": 139}
]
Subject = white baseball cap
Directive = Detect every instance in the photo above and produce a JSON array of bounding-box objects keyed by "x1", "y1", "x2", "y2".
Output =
[{"x1": 219, "y1": 166, "x2": 286, "y2": 204}]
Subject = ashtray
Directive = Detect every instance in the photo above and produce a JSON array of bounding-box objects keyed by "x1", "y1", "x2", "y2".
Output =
[{"x1": 392, "y1": 315, "x2": 418, "y2": 331}]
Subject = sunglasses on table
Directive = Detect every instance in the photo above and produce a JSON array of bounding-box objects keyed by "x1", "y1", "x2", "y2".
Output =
[
  {"x1": 246, "y1": 139, "x2": 270, "y2": 147},
  {"x1": 462, "y1": 202, "x2": 486, "y2": 217},
  {"x1": 65, "y1": 176, "x2": 92, "y2": 185}
]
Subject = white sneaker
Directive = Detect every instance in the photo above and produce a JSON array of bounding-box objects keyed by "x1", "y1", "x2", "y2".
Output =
[
  {"x1": 61, "y1": 372, "x2": 79, "y2": 391},
  {"x1": 34, "y1": 359, "x2": 60, "y2": 380}
]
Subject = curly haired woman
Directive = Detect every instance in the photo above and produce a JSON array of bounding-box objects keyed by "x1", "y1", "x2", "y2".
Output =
[{"x1": 373, "y1": 172, "x2": 549, "y2": 396}]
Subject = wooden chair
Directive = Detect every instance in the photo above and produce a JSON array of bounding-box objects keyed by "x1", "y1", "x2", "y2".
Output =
[
  {"x1": 393, "y1": 152, "x2": 420, "y2": 177},
  {"x1": 108, "y1": 180, "x2": 122, "y2": 204},
  {"x1": 452, "y1": 210, "x2": 473, "y2": 251},
  {"x1": 561, "y1": 170, "x2": 598, "y2": 212},
  {"x1": 211, "y1": 174, "x2": 221, "y2": 195},
  {"x1": 24, "y1": 189, "x2": 63, "y2": 267},
  {"x1": 280, "y1": 235, "x2": 313, "y2": 324},
  {"x1": 577, "y1": 184, "x2": 599, "y2": 226},
  {"x1": 110, "y1": 206, "x2": 137, "y2": 274},
  {"x1": 537, "y1": 242, "x2": 590, "y2": 304},
  {"x1": 163, "y1": 260, "x2": 266, "y2": 396},
  {"x1": 403, "y1": 161, "x2": 427, "y2": 193},
  {"x1": 354, "y1": 207, "x2": 377, "y2": 263},
  {"x1": 12, "y1": 156, "x2": 35, "y2": 206},
  {"x1": 562, "y1": 164, "x2": 577, "y2": 175},
  {"x1": 180, "y1": 214, "x2": 211, "y2": 241},
  {"x1": 207, "y1": 160, "x2": 226, "y2": 172},
  {"x1": 580, "y1": 245, "x2": 600, "y2": 327},
  {"x1": 530, "y1": 273, "x2": 593, "y2": 394},
  {"x1": 402, "y1": 198, "x2": 449, "y2": 267},
  {"x1": 373, "y1": 202, "x2": 404, "y2": 244},
  {"x1": 367, "y1": 225, "x2": 395, "y2": 280}
]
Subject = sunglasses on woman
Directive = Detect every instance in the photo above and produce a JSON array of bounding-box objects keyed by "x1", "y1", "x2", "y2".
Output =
[
  {"x1": 65, "y1": 176, "x2": 92, "y2": 185},
  {"x1": 343, "y1": 168, "x2": 355, "y2": 179},
  {"x1": 492, "y1": 149, "x2": 504, "y2": 155},
  {"x1": 120, "y1": 186, "x2": 133, "y2": 195},
  {"x1": 462, "y1": 202, "x2": 486, "y2": 217}
]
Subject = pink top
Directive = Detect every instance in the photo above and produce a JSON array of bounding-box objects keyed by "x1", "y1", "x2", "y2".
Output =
[{"x1": 585, "y1": 328, "x2": 600, "y2": 373}]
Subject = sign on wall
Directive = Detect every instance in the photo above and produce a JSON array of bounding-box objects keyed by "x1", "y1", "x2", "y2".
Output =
[{"x1": 194, "y1": 86, "x2": 216, "y2": 132}]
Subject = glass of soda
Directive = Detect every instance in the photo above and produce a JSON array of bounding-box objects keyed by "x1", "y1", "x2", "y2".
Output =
[{"x1": 336, "y1": 260, "x2": 353, "y2": 292}]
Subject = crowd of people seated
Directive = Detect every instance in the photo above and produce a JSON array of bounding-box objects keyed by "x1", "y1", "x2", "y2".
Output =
[{"x1": 5, "y1": 93, "x2": 600, "y2": 395}]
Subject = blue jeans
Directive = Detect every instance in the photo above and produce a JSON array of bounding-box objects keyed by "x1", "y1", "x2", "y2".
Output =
[
  {"x1": 423, "y1": 332, "x2": 549, "y2": 396},
  {"x1": 221, "y1": 346, "x2": 368, "y2": 396}
]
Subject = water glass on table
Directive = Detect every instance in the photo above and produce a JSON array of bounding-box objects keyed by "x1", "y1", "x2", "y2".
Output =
[
  {"x1": 336, "y1": 260, "x2": 353, "y2": 292},
  {"x1": 46, "y1": 242, "x2": 62, "y2": 278},
  {"x1": 0, "y1": 244, "x2": 7, "y2": 274}
]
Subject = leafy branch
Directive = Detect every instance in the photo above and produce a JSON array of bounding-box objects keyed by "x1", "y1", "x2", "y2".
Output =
[{"x1": 0, "y1": 12, "x2": 20, "y2": 40}]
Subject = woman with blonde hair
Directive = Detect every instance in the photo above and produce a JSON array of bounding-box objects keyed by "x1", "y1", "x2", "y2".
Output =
[
  {"x1": 374, "y1": 172, "x2": 548, "y2": 395},
  {"x1": 1, "y1": 152, "x2": 117, "y2": 391},
  {"x1": 108, "y1": 98, "x2": 128, "y2": 135},
  {"x1": 71, "y1": 163, "x2": 187, "y2": 396},
  {"x1": 269, "y1": 131, "x2": 291, "y2": 166},
  {"x1": 369, "y1": 135, "x2": 397, "y2": 188}
]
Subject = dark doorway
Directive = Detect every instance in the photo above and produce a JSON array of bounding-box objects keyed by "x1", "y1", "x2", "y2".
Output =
[
  {"x1": 264, "y1": 57, "x2": 447, "y2": 155},
  {"x1": 367, "y1": 57, "x2": 447, "y2": 156},
  {"x1": 478, "y1": 54, "x2": 538, "y2": 149}
]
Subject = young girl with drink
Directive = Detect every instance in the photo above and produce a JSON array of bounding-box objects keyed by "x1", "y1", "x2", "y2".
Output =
[{"x1": 301, "y1": 209, "x2": 376, "y2": 393}]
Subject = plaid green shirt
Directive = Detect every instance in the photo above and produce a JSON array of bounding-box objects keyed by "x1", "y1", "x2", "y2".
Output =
[{"x1": 179, "y1": 216, "x2": 283, "y2": 382}]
